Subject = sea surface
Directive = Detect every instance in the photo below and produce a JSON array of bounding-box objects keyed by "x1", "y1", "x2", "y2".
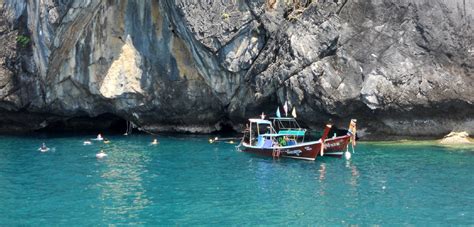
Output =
[{"x1": 0, "y1": 134, "x2": 473, "y2": 225}]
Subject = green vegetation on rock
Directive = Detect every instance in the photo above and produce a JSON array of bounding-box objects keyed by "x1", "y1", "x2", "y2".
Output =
[{"x1": 16, "y1": 35, "x2": 30, "y2": 47}]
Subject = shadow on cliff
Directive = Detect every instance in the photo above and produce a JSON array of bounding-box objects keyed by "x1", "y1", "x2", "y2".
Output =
[{"x1": 34, "y1": 113, "x2": 129, "y2": 135}]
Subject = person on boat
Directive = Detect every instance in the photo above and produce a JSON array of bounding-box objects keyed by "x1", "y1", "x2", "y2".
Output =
[
  {"x1": 151, "y1": 138, "x2": 159, "y2": 145},
  {"x1": 279, "y1": 136, "x2": 289, "y2": 146},
  {"x1": 272, "y1": 138, "x2": 281, "y2": 148},
  {"x1": 272, "y1": 139, "x2": 281, "y2": 158},
  {"x1": 284, "y1": 136, "x2": 296, "y2": 146},
  {"x1": 285, "y1": 136, "x2": 290, "y2": 144}
]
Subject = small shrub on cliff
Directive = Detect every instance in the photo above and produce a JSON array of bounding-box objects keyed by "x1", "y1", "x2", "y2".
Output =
[
  {"x1": 16, "y1": 35, "x2": 30, "y2": 48},
  {"x1": 222, "y1": 12, "x2": 230, "y2": 20}
]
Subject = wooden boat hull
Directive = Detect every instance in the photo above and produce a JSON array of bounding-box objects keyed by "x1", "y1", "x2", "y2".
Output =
[
  {"x1": 322, "y1": 135, "x2": 351, "y2": 158},
  {"x1": 241, "y1": 141, "x2": 322, "y2": 161},
  {"x1": 241, "y1": 135, "x2": 351, "y2": 161}
]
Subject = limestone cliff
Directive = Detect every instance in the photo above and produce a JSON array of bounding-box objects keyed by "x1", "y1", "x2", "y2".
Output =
[{"x1": 0, "y1": 0, "x2": 473, "y2": 138}]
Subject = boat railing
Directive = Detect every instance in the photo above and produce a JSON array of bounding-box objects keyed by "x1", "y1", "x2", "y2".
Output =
[{"x1": 253, "y1": 133, "x2": 303, "y2": 148}]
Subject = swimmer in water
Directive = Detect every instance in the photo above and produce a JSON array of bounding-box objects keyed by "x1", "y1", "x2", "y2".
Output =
[
  {"x1": 151, "y1": 138, "x2": 159, "y2": 145},
  {"x1": 96, "y1": 150, "x2": 107, "y2": 158},
  {"x1": 96, "y1": 134, "x2": 103, "y2": 141},
  {"x1": 38, "y1": 143, "x2": 49, "y2": 152},
  {"x1": 83, "y1": 140, "x2": 92, "y2": 145},
  {"x1": 103, "y1": 138, "x2": 110, "y2": 144}
]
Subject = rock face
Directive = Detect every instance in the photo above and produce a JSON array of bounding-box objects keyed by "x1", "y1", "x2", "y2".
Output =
[
  {"x1": 439, "y1": 131, "x2": 473, "y2": 145},
  {"x1": 0, "y1": 0, "x2": 473, "y2": 138}
]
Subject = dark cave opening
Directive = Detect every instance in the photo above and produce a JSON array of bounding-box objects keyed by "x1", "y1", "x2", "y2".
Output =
[
  {"x1": 35, "y1": 113, "x2": 129, "y2": 134},
  {"x1": 218, "y1": 122, "x2": 236, "y2": 133},
  {"x1": 214, "y1": 121, "x2": 238, "y2": 137}
]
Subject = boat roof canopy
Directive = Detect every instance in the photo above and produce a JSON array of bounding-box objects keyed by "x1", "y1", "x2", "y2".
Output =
[
  {"x1": 278, "y1": 130, "x2": 306, "y2": 136},
  {"x1": 270, "y1": 117, "x2": 297, "y2": 121},
  {"x1": 249, "y1": 119, "x2": 272, "y2": 124},
  {"x1": 259, "y1": 133, "x2": 283, "y2": 137}
]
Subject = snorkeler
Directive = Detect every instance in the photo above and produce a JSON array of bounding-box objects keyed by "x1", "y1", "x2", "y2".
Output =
[
  {"x1": 38, "y1": 143, "x2": 49, "y2": 152},
  {"x1": 96, "y1": 150, "x2": 107, "y2": 158},
  {"x1": 151, "y1": 138, "x2": 159, "y2": 145}
]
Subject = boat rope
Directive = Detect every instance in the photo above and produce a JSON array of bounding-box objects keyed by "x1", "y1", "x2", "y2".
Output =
[
  {"x1": 214, "y1": 137, "x2": 240, "y2": 141},
  {"x1": 235, "y1": 142, "x2": 242, "y2": 151},
  {"x1": 128, "y1": 121, "x2": 159, "y2": 136},
  {"x1": 124, "y1": 121, "x2": 128, "y2": 135},
  {"x1": 320, "y1": 141, "x2": 325, "y2": 156},
  {"x1": 209, "y1": 137, "x2": 241, "y2": 144},
  {"x1": 124, "y1": 120, "x2": 133, "y2": 135},
  {"x1": 235, "y1": 129, "x2": 249, "y2": 150},
  {"x1": 137, "y1": 126, "x2": 159, "y2": 136}
]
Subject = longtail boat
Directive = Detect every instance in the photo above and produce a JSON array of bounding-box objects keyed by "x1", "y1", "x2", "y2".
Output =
[
  {"x1": 320, "y1": 134, "x2": 352, "y2": 157},
  {"x1": 238, "y1": 117, "x2": 350, "y2": 161},
  {"x1": 271, "y1": 117, "x2": 353, "y2": 158}
]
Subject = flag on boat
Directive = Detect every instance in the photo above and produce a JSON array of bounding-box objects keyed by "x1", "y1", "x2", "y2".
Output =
[
  {"x1": 283, "y1": 101, "x2": 288, "y2": 116},
  {"x1": 291, "y1": 107, "x2": 297, "y2": 118},
  {"x1": 348, "y1": 119, "x2": 357, "y2": 146},
  {"x1": 276, "y1": 107, "x2": 281, "y2": 118}
]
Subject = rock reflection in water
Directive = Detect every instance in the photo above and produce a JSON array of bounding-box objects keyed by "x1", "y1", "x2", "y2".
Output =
[{"x1": 96, "y1": 146, "x2": 152, "y2": 223}]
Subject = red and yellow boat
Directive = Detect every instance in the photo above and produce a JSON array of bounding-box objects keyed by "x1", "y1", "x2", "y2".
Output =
[{"x1": 238, "y1": 117, "x2": 352, "y2": 161}]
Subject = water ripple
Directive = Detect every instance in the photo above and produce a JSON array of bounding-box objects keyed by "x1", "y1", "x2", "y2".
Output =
[{"x1": 0, "y1": 135, "x2": 473, "y2": 225}]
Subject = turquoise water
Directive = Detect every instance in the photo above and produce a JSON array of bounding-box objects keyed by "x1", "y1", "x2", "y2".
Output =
[{"x1": 0, "y1": 134, "x2": 473, "y2": 225}]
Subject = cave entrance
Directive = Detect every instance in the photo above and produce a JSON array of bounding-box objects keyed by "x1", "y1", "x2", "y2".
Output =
[
  {"x1": 35, "y1": 113, "x2": 129, "y2": 134},
  {"x1": 214, "y1": 121, "x2": 238, "y2": 137}
]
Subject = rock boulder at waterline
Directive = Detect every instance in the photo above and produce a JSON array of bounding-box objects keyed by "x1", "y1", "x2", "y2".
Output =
[
  {"x1": 439, "y1": 131, "x2": 474, "y2": 145},
  {"x1": 0, "y1": 0, "x2": 473, "y2": 138}
]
